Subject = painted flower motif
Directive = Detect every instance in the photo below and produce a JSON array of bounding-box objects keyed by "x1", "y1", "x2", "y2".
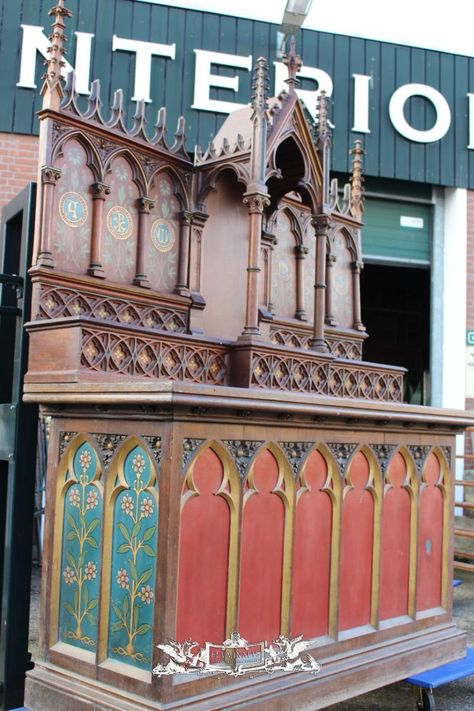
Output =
[
  {"x1": 68, "y1": 148, "x2": 83, "y2": 165},
  {"x1": 63, "y1": 566, "x2": 76, "y2": 585},
  {"x1": 86, "y1": 489, "x2": 98, "y2": 510},
  {"x1": 115, "y1": 165, "x2": 128, "y2": 181},
  {"x1": 121, "y1": 494, "x2": 134, "y2": 516},
  {"x1": 140, "y1": 497, "x2": 154, "y2": 518},
  {"x1": 132, "y1": 453, "x2": 146, "y2": 476},
  {"x1": 80, "y1": 450, "x2": 92, "y2": 471},
  {"x1": 84, "y1": 561, "x2": 97, "y2": 580},
  {"x1": 117, "y1": 568, "x2": 129, "y2": 588},
  {"x1": 69, "y1": 487, "x2": 81, "y2": 508},
  {"x1": 159, "y1": 179, "x2": 171, "y2": 196},
  {"x1": 139, "y1": 585, "x2": 154, "y2": 604}
]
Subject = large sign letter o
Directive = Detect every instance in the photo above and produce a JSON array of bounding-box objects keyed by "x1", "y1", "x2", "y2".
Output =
[{"x1": 389, "y1": 83, "x2": 451, "y2": 143}]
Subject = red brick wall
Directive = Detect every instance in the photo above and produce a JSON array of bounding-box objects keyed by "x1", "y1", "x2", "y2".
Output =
[{"x1": 0, "y1": 132, "x2": 38, "y2": 216}]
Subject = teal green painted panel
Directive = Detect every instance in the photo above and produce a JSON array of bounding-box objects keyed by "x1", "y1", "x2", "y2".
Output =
[
  {"x1": 362, "y1": 198, "x2": 431, "y2": 263},
  {"x1": 108, "y1": 445, "x2": 158, "y2": 670},
  {"x1": 59, "y1": 441, "x2": 102, "y2": 650}
]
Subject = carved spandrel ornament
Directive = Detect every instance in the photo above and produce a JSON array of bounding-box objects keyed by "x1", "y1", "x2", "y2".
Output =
[
  {"x1": 442, "y1": 445, "x2": 452, "y2": 468},
  {"x1": 326, "y1": 442, "x2": 358, "y2": 474},
  {"x1": 407, "y1": 445, "x2": 433, "y2": 474},
  {"x1": 93, "y1": 433, "x2": 128, "y2": 468},
  {"x1": 182, "y1": 438, "x2": 205, "y2": 469},
  {"x1": 59, "y1": 431, "x2": 78, "y2": 458},
  {"x1": 371, "y1": 444, "x2": 396, "y2": 476},
  {"x1": 279, "y1": 441, "x2": 313, "y2": 477},
  {"x1": 223, "y1": 440, "x2": 263, "y2": 479},
  {"x1": 141, "y1": 435, "x2": 162, "y2": 468}
]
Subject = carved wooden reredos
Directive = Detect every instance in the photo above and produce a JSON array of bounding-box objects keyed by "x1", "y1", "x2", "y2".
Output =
[{"x1": 26, "y1": 1, "x2": 404, "y2": 402}]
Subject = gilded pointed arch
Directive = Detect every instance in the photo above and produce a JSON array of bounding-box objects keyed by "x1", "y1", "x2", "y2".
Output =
[
  {"x1": 99, "y1": 436, "x2": 159, "y2": 671},
  {"x1": 292, "y1": 443, "x2": 341, "y2": 639},
  {"x1": 51, "y1": 433, "x2": 103, "y2": 656},
  {"x1": 239, "y1": 442, "x2": 295, "y2": 638},
  {"x1": 177, "y1": 440, "x2": 240, "y2": 644}
]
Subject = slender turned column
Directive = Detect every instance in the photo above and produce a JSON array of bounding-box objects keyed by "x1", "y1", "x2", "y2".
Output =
[
  {"x1": 134, "y1": 196, "x2": 154, "y2": 288},
  {"x1": 88, "y1": 182, "x2": 110, "y2": 278},
  {"x1": 309, "y1": 214, "x2": 330, "y2": 352},
  {"x1": 325, "y1": 252, "x2": 337, "y2": 326},
  {"x1": 242, "y1": 193, "x2": 269, "y2": 335},
  {"x1": 175, "y1": 210, "x2": 192, "y2": 295},
  {"x1": 37, "y1": 166, "x2": 61, "y2": 268},
  {"x1": 295, "y1": 244, "x2": 308, "y2": 320},
  {"x1": 352, "y1": 259, "x2": 365, "y2": 330}
]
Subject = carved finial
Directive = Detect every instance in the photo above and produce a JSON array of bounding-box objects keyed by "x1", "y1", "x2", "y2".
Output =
[
  {"x1": 315, "y1": 90, "x2": 331, "y2": 143},
  {"x1": 329, "y1": 177, "x2": 339, "y2": 211},
  {"x1": 41, "y1": 0, "x2": 73, "y2": 109},
  {"x1": 130, "y1": 99, "x2": 148, "y2": 140},
  {"x1": 282, "y1": 35, "x2": 302, "y2": 93},
  {"x1": 171, "y1": 116, "x2": 188, "y2": 158},
  {"x1": 107, "y1": 88, "x2": 127, "y2": 132},
  {"x1": 60, "y1": 70, "x2": 80, "y2": 114},
  {"x1": 251, "y1": 57, "x2": 269, "y2": 116},
  {"x1": 152, "y1": 107, "x2": 167, "y2": 147},
  {"x1": 350, "y1": 139, "x2": 365, "y2": 221},
  {"x1": 83, "y1": 78, "x2": 103, "y2": 122}
]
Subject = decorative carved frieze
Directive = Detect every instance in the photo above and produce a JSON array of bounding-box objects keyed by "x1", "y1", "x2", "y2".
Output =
[
  {"x1": 371, "y1": 444, "x2": 396, "y2": 475},
  {"x1": 279, "y1": 441, "x2": 313, "y2": 476},
  {"x1": 224, "y1": 440, "x2": 263, "y2": 479},
  {"x1": 38, "y1": 284, "x2": 188, "y2": 333},
  {"x1": 251, "y1": 350, "x2": 403, "y2": 402},
  {"x1": 59, "y1": 431, "x2": 161, "y2": 470},
  {"x1": 270, "y1": 326, "x2": 363, "y2": 360},
  {"x1": 182, "y1": 439, "x2": 205, "y2": 469},
  {"x1": 326, "y1": 442, "x2": 358, "y2": 474},
  {"x1": 81, "y1": 328, "x2": 228, "y2": 385}
]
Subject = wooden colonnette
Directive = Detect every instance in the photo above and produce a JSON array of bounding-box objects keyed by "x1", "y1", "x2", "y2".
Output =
[{"x1": 23, "y1": 2, "x2": 474, "y2": 709}]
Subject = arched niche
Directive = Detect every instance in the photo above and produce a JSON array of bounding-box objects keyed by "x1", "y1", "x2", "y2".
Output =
[
  {"x1": 330, "y1": 229, "x2": 356, "y2": 329},
  {"x1": 270, "y1": 206, "x2": 299, "y2": 319},
  {"x1": 339, "y1": 448, "x2": 380, "y2": 632},
  {"x1": 176, "y1": 443, "x2": 239, "y2": 645},
  {"x1": 380, "y1": 449, "x2": 417, "y2": 621},
  {"x1": 416, "y1": 450, "x2": 448, "y2": 612},
  {"x1": 52, "y1": 138, "x2": 95, "y2": 274},
  {"x1": 146, "y1": 171, "x2": 183, "y2": 293},
  {"x1": 102, "y1": 154, "x2": 140, "y2": 285},
  {"x1": 291, "y1": 446, "x2": 339, "y2": 639},
  {"x1": 52, "y1": 434, "x2": 103, "y2": 655},
  {"x1": 201, "y1": 170, "x2": 248, "y2": 340},
  {"x1": 238, "y1": 445, "x2": 294, "y2": 642},
  {"x1": 100, "y1": 437, "x2": 159, "y2": 671}
]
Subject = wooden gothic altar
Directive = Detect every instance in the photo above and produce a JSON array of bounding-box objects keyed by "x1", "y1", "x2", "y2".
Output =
[{"x1": 24, "y1": 3, "x2": 473, "y2": 709}]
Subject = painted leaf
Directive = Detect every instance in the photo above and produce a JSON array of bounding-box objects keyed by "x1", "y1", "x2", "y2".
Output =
[
  {"x1": 132, "y1": 519, "x2": 143, "y2": 539},
  {"x1": 118, "y1": 522, "x2": 130, "y2": 542},
  {"x1": 139, "y1": 568, "x2": 153, "y2": 585},
  {"x1": 117, "y1": 543, "x2": 130, "y2": 554},
  {"x1": 142, "y1": 544, "x2": 155, "y2": 557},
  {"x1": 136, "y1": 623, "x2": 152, "y2": 636},
  {"x1": 142, "y1": 525, "x2": 156, "y2": 542}
]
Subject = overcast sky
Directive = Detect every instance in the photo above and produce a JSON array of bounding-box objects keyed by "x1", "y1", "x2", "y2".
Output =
[{"x1": 143, "y1": 0, "x2": 474, "y2": 57}]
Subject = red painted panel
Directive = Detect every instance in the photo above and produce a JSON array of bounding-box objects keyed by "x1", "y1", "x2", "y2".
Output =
[
  {"x1": 238, "y1": 450, "x2": 284, "y2": 642},
  {"x1": 380, "y1": 452, "x2": 411, "y2": 620},
  {"x1": 292, "y1": 450, "x2": 332, "y2": 638},
  {"x1": 339, "y1": 452, "x2": 374, "y2": 631},
  {"x1": 417, "y1": 453, "x2": 444, "y2": 611},
  {"x1": 176, "y1": 448, "x2": 230, "y2": 645}
]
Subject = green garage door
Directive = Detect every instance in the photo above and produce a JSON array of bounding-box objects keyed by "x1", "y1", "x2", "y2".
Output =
[{"x1": 362, "y1": 198, "x2": 431, "y2": 265}]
